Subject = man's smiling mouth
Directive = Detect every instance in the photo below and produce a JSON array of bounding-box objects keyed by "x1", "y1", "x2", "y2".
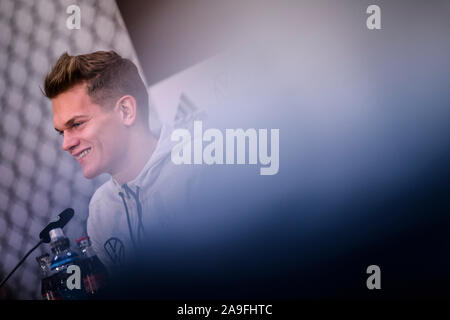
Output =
[{"x1": 75, "y1": 147, "x2": 92, "y2": 160}]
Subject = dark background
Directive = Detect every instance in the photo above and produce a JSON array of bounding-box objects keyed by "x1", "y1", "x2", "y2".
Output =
[{"x1": 114, "y1": 0, "x2": 450, "y2": 299}]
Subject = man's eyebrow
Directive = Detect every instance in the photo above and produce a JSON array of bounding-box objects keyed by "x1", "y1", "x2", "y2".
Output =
[{"x1": 54, "y1": 115, "x2": 89, "y2": 133}]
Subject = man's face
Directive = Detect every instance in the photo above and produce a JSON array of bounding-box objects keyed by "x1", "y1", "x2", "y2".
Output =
[{"x1": 52, "y1": 83, "x2": 127, "y2": 179}]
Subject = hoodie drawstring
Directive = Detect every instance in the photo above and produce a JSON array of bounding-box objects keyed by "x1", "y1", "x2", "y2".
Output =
[{"x1": 118, "y1": 184, "x2": 146, "y2": 251}]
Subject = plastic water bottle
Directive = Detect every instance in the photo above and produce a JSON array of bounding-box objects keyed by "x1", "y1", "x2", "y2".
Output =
[
  {"x1": 76, "y1": 236, "x2": 108, "y2": 298},
  {"x1": 36, "y1": 253, "x2": 61, "y2": 300},
  {"x1": 49, "y1": 228, "x2": 86, "y2": 299}
]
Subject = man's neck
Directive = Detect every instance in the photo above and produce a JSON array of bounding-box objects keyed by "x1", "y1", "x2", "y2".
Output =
[{"x1": 112, "y1": 127, "x2": 158, "y2": 185}]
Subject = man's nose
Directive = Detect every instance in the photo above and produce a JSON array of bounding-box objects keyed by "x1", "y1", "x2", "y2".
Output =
[{"x1": 62, "y1": 131, "x2": 80, "y2": 152}]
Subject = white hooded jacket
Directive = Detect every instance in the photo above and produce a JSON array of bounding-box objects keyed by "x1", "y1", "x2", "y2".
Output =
[{"x1": 87, "y1": 114, "x2": 202, "y2": 271}]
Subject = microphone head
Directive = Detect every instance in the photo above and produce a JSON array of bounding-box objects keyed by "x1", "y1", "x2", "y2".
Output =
[
  {"x1": 57, "y1": 208, "x2": 74, "y2": 227},
  {"x1": 39, "y1": 208, "x2": 75, "y2": 243}
]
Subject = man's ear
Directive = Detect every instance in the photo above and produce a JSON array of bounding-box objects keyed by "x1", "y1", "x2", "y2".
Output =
[{"x1": 116, "y1": 95, "x2": 137, "y2": 126}]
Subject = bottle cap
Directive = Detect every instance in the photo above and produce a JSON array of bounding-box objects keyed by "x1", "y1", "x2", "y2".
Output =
[
  {"x1": 49, "y1": 228, "x2": 64, "y2": 242},
  {"x1": 76, "y1": 236, "x2": 89, "y2": 244}
]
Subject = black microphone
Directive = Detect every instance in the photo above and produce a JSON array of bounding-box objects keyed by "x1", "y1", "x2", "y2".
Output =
[
  {"x1": 39, "y1": 208, "x2": 74, "y2": 243},
  {"x1": 0, "y1": 208, "x2": 75, "y2": 289}
]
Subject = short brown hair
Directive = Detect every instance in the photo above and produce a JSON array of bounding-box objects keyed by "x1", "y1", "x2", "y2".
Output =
[{"x1": 44, "y1": 50, "x2": 149, "y2": 126}]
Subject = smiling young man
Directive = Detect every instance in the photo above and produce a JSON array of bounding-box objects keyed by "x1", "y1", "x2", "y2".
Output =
[{"x1": 44, "y1": 51, "x2": 199, "y2": 271}]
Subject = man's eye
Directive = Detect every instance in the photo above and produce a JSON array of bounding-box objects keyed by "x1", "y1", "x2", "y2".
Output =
[{"x1": 73, "y1": 122, "x2": 83, "y2": 128}]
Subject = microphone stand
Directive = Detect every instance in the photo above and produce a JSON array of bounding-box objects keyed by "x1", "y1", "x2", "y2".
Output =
[{"x1": 0, "y1": 239, "x2": 44, "y2": 289}]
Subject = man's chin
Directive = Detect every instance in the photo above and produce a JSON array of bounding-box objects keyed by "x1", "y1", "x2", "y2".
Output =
[{"x1": 82, "y1": 167, "x2": 101, "y2": 179}]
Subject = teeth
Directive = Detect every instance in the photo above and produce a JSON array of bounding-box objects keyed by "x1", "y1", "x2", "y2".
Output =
[{"x1": 76, "y1": 148, "x2": 91, "y2": 160}]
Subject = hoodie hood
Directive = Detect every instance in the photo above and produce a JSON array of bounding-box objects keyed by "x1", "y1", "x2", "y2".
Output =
[{"x1": 111, "y1": 110, "x2": 206, "y2": 192}]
